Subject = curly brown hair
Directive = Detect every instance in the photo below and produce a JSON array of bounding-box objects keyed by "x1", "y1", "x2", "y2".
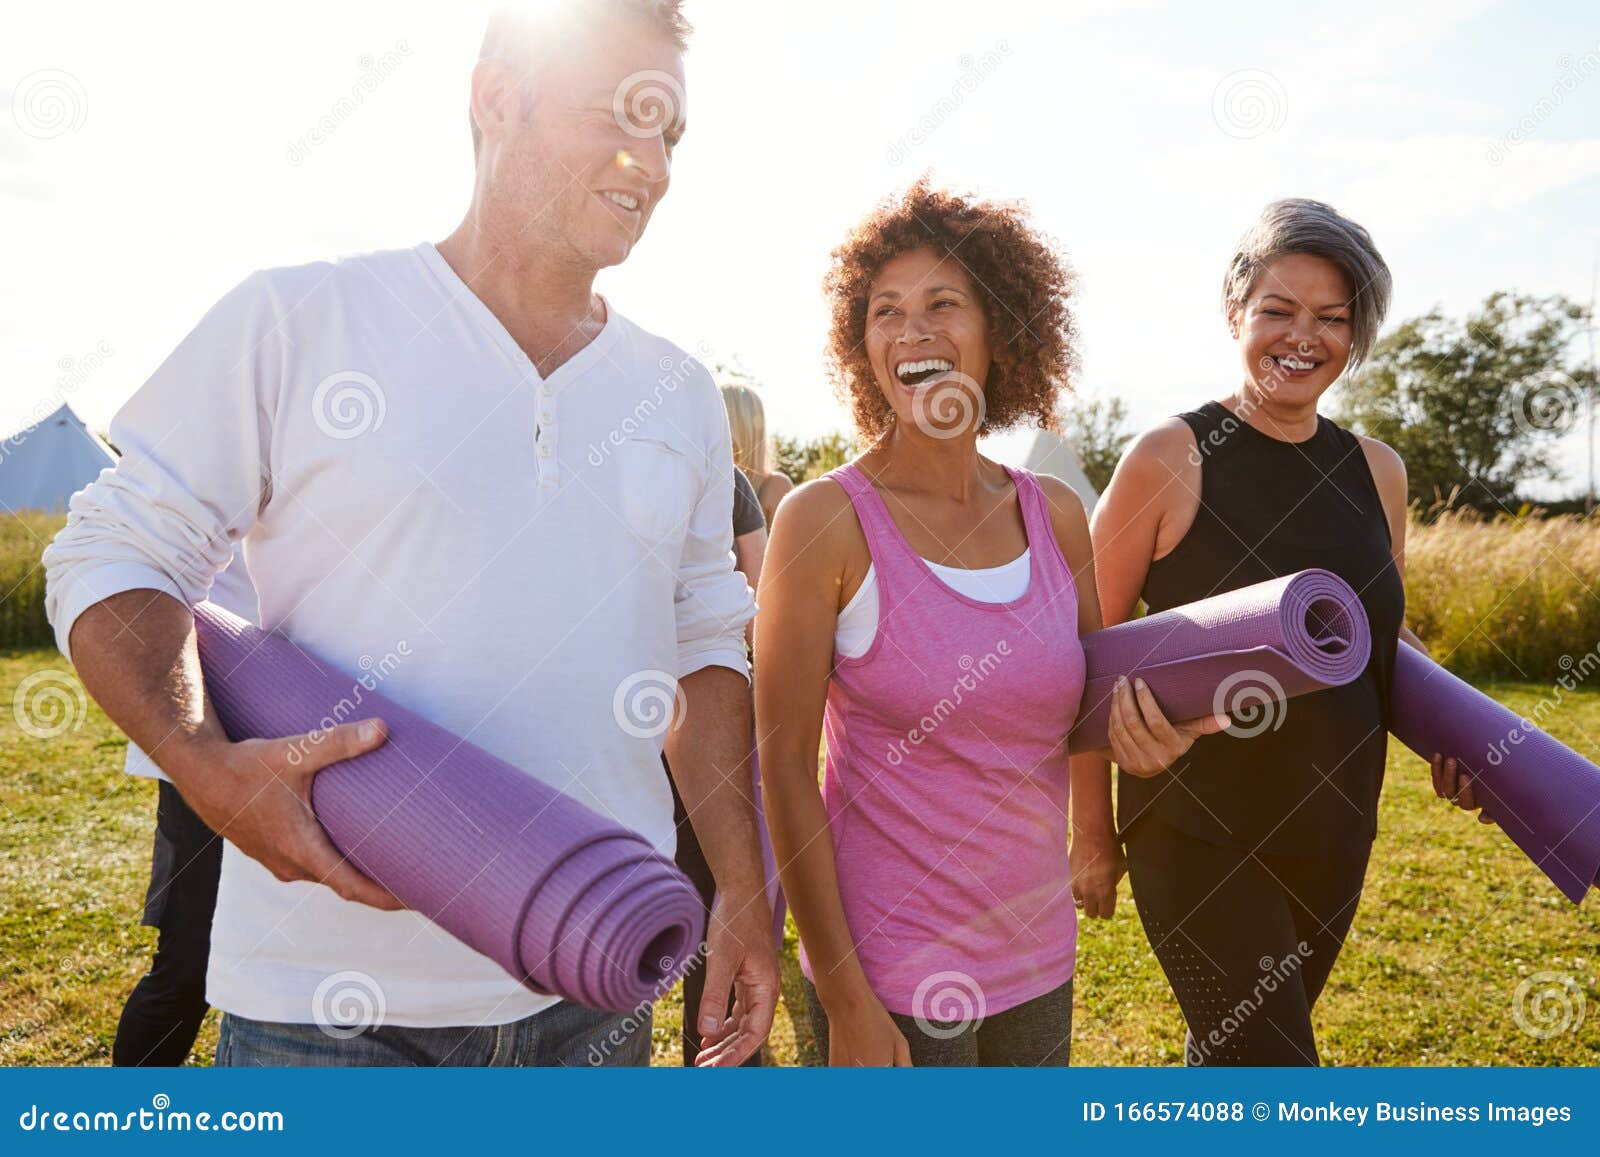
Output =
[{"x1": 823, "y1": 179, "x2": 1078, "y2": 441}]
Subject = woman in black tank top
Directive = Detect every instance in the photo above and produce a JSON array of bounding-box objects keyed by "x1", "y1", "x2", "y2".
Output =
[
  {"x1": 1086, "y1": 200, "x2": 1490, "y2": 1065},
  {"x1": 1122, "y1": 402, "x2": 1405, "y2": 854}
]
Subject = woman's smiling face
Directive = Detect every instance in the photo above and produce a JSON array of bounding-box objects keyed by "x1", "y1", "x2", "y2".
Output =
[
  {"x1": 1232, "y1": 252, "x2": 1355, "y2": 406},
  {"x1": 864, "y1": 247, "x2": 992, "y2": 438}
]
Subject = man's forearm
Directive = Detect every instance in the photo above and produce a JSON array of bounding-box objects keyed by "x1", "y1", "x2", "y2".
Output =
[
  {"x1": 67, "y1": 589, "x2": 229, "y2": 784},
  {"x1": 663, "y1": 664, "x2": 766, "y2": 899},
  {"x1": 66, "y1": 586, "x2": 400, "y2": 908}
]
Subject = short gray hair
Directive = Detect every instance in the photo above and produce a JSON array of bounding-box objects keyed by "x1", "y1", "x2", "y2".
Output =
[
  {"x1": 470, "y1": 1, "x2": 693, "y2": 158},
  {"x1": 1222, "y1": 198, "x2": 1392, "y2": 368}
]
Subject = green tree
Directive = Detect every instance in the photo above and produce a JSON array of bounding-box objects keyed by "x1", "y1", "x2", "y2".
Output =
[
  {"x1": 1334, "y1": 292, "x2": 1594, "y2": 511},
  {"x1": 1058, "y1": 393, "x2": 1133, "y2": 493},
  {"x1": 772, "y1": 431, "x2": 856, "y2": 484}
]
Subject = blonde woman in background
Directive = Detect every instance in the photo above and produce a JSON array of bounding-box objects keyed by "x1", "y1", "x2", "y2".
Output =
[{"x1": 721, "y1": 381, "x2": 793, "y2": 526}]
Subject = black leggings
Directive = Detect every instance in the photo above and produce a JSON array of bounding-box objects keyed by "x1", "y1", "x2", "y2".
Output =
[
  {"x1": 113, "y1": 781, "x2": 222, "y2": 1067},
  {"x1": 1124, "y1": 818, "x2": 1370, "y2": 1066},
  {"x1": 803, "y1": 976, "x2": 1072, "y2": 1066}
]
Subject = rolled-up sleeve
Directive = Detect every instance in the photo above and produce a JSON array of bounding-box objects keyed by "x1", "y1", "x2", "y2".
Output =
[
  {"x1": 43, "y1": 271, "x2": 281, "y2": 664},
  {"x1": 672, "y1": 365, "x2": 755, "y2": 680}
]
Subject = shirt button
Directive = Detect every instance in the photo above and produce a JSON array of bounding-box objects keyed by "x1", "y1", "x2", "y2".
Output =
[
  {"x1": 540, "y1": 410, "x2": 554, "y2": 423},
  {"x1": 539, "y1": 443, "x2": 553, "y2": 458},
  {"x1": 540, "y1": 384, "x2": 553, "y2": 396}
]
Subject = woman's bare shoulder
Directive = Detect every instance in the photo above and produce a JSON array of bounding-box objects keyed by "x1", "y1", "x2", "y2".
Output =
[
  {"x1": 771, "y1": 474, "x2": 850, "y2": 533},
  {"x1": 758, "y1": 470, "x2": 795, "y2": 502},
  {"x1": 1118, "y1": 416, "x2": 1199, "y2": 481}
]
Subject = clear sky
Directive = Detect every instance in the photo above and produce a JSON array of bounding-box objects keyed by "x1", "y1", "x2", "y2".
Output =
[{"x1": 5, "y1": 0, "x2": 1598, "y2": 494}]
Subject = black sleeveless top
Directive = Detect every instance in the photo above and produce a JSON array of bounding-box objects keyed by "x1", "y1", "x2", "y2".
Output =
[{"x1": 1117, "y1": 401, "x2": 1406, "y2": 856}]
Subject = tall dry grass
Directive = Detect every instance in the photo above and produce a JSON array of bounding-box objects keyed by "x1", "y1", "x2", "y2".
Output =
[
  {"x1": 5, "y1": 507, "x2": 1600, "y2": 681},
  {"x1": 1405, "y1": 507, "x2": 1600, "y2": 682},
  {"x1": 0, "y1": 513, "x2": 63, "y2": 649}
]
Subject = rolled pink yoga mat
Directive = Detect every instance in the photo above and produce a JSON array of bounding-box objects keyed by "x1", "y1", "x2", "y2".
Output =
[
  {"x1": 1068, "y1": 568, "x2": 1371, "y2": 754},
  {"x1": 1390, "y1": 644, "x2": 1600, "y2": 904},
  {"x1": 193, "y1": 602, "x2": 705, "y2": 1013}
]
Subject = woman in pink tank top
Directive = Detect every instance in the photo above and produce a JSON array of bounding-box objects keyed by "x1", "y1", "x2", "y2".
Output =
[{"x1": 755, "y1": 182, "x2": 1225, "y2": 1066}]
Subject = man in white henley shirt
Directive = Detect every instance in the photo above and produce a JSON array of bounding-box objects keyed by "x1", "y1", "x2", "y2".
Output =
[{"x1": 42, "y1": 0, "x2": 778, "y2": 1067}]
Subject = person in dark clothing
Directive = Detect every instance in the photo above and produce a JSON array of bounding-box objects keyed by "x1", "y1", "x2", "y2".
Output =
[
  {"x1": 113, "y1": 780, "x2": 223, "y2": 1066},
  {"x1": 113, "y1": 549, "x2": 255, "y2": 1067},
  {"x1": 670, "y1": 466, "x2": 770, "y2": 1065},
  {"x1": 1084, "y1": 198, "x2": 1489, "y2": 1065}
]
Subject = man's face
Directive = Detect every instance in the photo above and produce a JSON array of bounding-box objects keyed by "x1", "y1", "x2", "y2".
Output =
[{"x1": 485, "y1": 19, "x2": 685, "y2": 272}]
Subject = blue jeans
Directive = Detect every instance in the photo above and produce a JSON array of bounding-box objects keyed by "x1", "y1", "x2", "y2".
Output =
[{"x1": 215, "y1": 1000, "x2": 653, "y2": 1067}]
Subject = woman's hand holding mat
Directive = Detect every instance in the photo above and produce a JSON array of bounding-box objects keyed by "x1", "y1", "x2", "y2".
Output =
[
  {"x1": 1102, "y1": 674, "x2": 1230, "y2": 775},
  {"x1": 1431, "y1": 753, "x2": 1497, "y2": 825},
  {"x1": 1068, "y1": 568, "x2": 1372, "y2": 755}
]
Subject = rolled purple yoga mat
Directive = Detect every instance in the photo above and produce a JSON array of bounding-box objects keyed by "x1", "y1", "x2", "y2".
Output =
[
  {"x1": 193, "y1": 602, "x2": 705, "y2": 1012},
  {"x1": 1390, "y1": 644, "x2": 1600, "y2": 904},
  {"x1": 1068, "y1": 568, "x2": 1371, "y2": 754}
]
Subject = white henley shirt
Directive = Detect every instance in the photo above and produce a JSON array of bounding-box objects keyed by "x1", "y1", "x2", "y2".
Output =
[{"x1": 43, "y1": 242, "x2": 753, "y2": 1026}]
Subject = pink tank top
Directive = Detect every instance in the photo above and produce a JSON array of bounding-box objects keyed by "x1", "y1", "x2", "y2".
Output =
[{"x1": 800, "y1": 462, "x2": 1086, "y2": 1017}]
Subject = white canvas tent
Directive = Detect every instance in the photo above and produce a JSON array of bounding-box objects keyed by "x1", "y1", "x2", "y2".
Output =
[
  {"x1": 0, "y1": 403, "x2": 116, "y2": 512},
  {"x1": 979, "y1": 426, "x2": 1099, "y2": 513}
]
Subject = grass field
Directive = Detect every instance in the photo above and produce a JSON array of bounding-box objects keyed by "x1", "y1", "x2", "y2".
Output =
[{"x1": 2, "y1": 648, "x2": 1596, "y2": 1067}]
